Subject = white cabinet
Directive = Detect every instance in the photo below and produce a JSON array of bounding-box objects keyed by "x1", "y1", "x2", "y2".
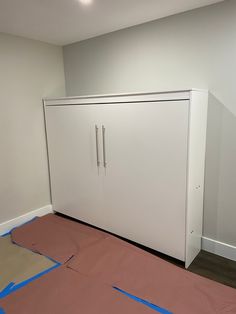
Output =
[{"x1": 44, "y1": 90, "x2": 208, "y2": 268}]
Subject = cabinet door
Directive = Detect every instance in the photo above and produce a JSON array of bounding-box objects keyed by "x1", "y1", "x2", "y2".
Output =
[
  {"x1": 45, "y1": 105, "x2": 103, "y2": 222},
  {"x1": 98, "y1": 101, "x2": 189, "y2": 261}
]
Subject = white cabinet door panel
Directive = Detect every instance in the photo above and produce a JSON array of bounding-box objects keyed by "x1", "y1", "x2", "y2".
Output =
[
  {"x1": 45, "y1": 105, "x2": 103, "y2": 222},
  {"x1": 98, "y1": 101, "x2": 189, "y2": 261}
]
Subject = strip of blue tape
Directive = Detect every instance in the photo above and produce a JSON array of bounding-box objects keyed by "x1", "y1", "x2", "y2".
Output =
[
  {"x1": 0, "y1": 216, "x2": 61, "y2": 299},
  {"x1": 1, "y1": 217, "x2": 38, "y2": 237},
  {"x1": 0, "y1": 307, "x2": 5, "y2": 314},
  {"x1": 0, "y1": 262, "x2": 60, "y2": 299},
  {"x1": 113, "y1": 287, "x2": 172, "y2": 314},
  {"x1": 2, "y1": 217, "x2": 61, "y2": 265}
]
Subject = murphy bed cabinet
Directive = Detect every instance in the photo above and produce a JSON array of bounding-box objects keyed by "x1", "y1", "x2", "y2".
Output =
[{"x1": 44, "y1": 90, "x2": 208, "y2": 268}]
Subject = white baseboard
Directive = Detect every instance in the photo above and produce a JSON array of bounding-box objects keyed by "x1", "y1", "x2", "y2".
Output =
[
  {"x1": 202, "y1": 236, "x2": 236, "y2": 262},
  {"x1": 0, "y1": 205, "x2": 53, "y2": 236}
]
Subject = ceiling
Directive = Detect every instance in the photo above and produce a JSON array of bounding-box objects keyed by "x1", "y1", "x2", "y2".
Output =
[{"x1": 0, "y1": 0, "x2": 223, "y2": 46}]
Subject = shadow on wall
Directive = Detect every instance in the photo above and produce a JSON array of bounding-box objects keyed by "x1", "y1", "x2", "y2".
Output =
[{"x1": 203, "y1": 93, "x2": 236, "y2": 246}]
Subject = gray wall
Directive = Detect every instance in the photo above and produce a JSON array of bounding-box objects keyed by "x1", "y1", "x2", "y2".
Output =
[
  {"x1": 63, "y1": 0, "x2": 236, "y2": 246},
  {"x1": 0, "y1": 33, "x2": 65, "y2": 223}
]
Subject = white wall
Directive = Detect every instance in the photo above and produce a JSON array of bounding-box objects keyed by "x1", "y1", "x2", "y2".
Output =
[
  {"x1": 63, "y1": 0, "x2": 236, "y2": 247},
  {"x1": 0, "y1": 33, "x2": 65, "y2": 223}
]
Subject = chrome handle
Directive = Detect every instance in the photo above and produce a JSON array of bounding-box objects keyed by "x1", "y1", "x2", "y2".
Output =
[
  {"x1": 95, "y1": 125, "x2": 100, "y2": 167},
  {"x1": 102, "y1": 125, "x2": 107, "y2": 168}
]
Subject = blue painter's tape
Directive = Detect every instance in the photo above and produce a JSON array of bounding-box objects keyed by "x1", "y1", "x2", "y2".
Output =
[
  {"x1": 0, "y1": 307, "x2": 5, "y2": 313},
  {"x1": 1, "y1": 217, "x2": 61, "y2": 264},
  {"x1": 0, "y1": 283, "x2": 15, "y2": 296},
  {"x1": 43, "y1": 255, "x2": 61, "y2": 265},
  {"x1": 113, "y1": 287, "x2": 172, "y2": 314},
  {"x1": 1, "y1": 232, "x2": 11, "y2": 238},
  {"x1": 0, "y1": 262, "x2": 61, "y2": 299},
  {"x1": 0, "y1": 216, "x2": 62, "y2": 300},
  {"x1": 1, "y1": 216, "x2": 38, "y2": 237},
  {"x1": 9, "y1": 236, "x2": 61, "y2": 264}
]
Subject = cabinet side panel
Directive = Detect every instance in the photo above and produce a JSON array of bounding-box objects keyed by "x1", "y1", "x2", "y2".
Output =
[{"x1": 185, "y1": 91, "x2": 208, "y2": 268}]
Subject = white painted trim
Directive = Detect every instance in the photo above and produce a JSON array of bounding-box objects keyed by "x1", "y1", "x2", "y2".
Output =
[
  {"x1": 43, "y1": 88, "x2": 207, "y2": 102},
  {"x1": 44, "y1": 90, "x2": 207, "y2": 106},
  {"x1": 0, "y1": 205, "x2": 53, "y2": 236},
  {"x1": 202, "y1": 236, "x2": 236, "y2": 262},
  {"x1": 44, "y1": 93, "x2": 190, "y2": 106}
]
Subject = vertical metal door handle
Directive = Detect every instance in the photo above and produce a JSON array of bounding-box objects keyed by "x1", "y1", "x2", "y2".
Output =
[
  {"x1": 102, "y1": 125, "x2": 107, "y2": 168},
  {"x1": 95, "y1": 125, "x2": 100, "y2": 167}
]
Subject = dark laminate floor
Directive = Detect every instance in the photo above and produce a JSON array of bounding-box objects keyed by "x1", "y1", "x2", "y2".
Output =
[{"x1": 188, "y1": 250, "x2": 236, "y2": 289}]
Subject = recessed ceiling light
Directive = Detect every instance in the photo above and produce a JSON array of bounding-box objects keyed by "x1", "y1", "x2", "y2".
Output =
[{"x1": 79, "y1": 0, "x2": 93, "y2": 5}]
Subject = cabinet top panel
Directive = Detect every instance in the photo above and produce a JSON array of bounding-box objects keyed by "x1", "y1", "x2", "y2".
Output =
[{"x1": 44, "y1": 89, "x2": 208, "y2": 106}]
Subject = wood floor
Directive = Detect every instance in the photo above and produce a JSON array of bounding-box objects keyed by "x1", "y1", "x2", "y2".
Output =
[{"x1": 188, "y1": 250, "x2": 236, "y2": 289}]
